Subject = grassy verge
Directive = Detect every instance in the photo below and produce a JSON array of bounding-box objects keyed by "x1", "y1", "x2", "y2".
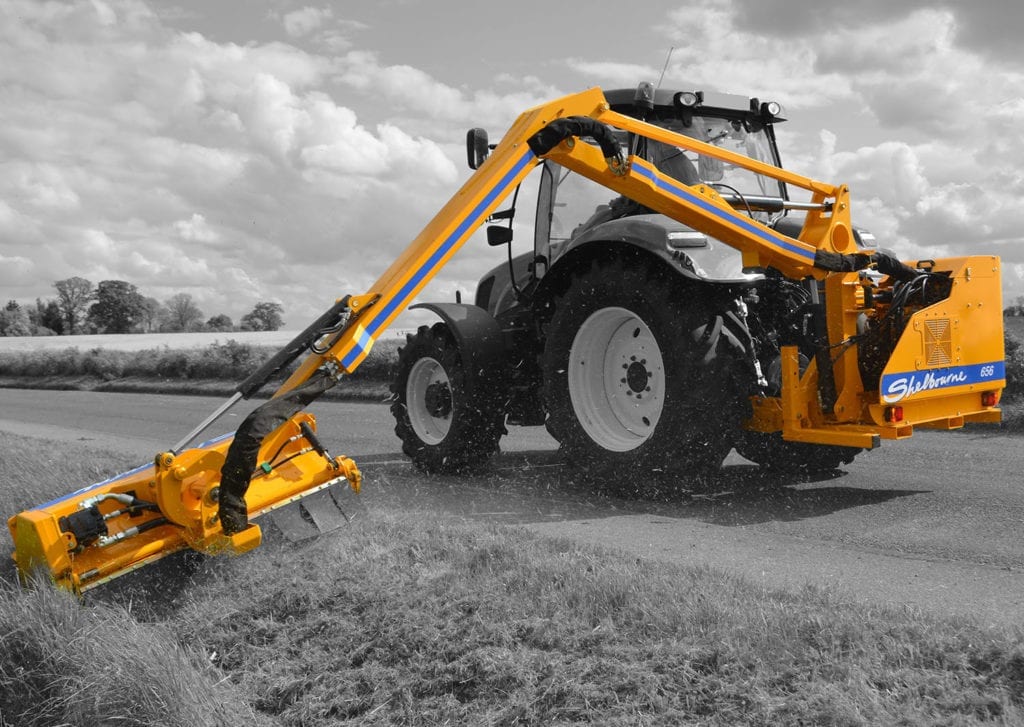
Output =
[{"x1": 2, "y1": 431, "x2": 1024, "y2": 726}]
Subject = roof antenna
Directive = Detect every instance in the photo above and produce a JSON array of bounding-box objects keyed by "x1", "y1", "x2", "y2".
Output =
[{"x1": 656, "y1": 46, "x2": 674, "y2": 89}]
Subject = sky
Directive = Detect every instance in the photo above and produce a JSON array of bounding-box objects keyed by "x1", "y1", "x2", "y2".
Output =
[{"x1": 2, "y1": 0, "x2": 1023, "y2": 329}]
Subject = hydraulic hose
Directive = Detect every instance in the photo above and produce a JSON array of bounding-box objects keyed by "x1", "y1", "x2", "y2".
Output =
[
  {"x1": 527, "y1": 116, "x2": 625, "y2": 171},
  {"x1": 217, "y1": 369, "x2": 338, "y2": 534},
  {"x1": 234, "y1": 296, "x2": 351, "y2": 399}
]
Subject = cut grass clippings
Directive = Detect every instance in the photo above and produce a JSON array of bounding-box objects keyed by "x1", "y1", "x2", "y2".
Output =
[{"x1": 2, "y1": 431, "x2": 1024, "y2": 725}]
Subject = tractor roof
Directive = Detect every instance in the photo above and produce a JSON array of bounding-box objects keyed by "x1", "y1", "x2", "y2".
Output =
[{"x1": 605, "y1": 85, "x2": 786, "y2": 126}]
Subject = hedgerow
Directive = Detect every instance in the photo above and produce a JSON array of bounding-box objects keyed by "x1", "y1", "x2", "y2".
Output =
[{"x1": 0, "y1": 338, "x2": 401, "y2": 384}]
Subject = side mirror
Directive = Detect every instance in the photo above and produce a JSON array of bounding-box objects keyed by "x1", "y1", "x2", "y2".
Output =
[
  {"x1": 486, "y1": 225, "x2": 513, "y2": 246},
  {"x1": 467, "y1": 128, "x2": 490, "y2": 170}
]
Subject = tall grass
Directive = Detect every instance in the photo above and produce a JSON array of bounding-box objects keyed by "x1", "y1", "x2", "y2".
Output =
[
  {"x1": 175, "y1": 514, "x2": 1024, "y2": 726},
  {"x1": 0, "y1": 433, "x2": 264, "y2": 726},
  {"x1": 2, "y1": 431, "x2": 1024, "y2": 725},
  {"x1": 0, "y1": 582, "x2": 262, "y2": 727}
]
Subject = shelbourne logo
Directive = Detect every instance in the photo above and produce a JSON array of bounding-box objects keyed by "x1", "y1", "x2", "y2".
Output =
[{"x1": 881, "y1": 361, "x2": 1004, "y2": 403}]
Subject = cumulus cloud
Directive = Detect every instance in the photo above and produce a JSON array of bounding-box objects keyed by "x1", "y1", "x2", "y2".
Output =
[
  {"x1": 276, "y1": 6, "x2": 365, "y2": 52},
  {"x1": 0, "y1": 0, "x2": 472, "y2": 321},
  {"x1": 649, "y1": 0, "x2": 856, "y2": 108},
  {"x1": 174, "y1": 213, "x2": 219, "y2": 243},
  {"x1": 332, "y1": 50, "x2": 562, "y2": 133},
  {"x1": 282, "y1": 6, "x2": 332, "y2": 38},
  {"x1": 729, "y1": 0, "x2": 1024, "y2": 69}
]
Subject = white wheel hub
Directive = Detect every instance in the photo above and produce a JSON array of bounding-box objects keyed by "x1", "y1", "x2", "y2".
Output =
[
  {"x1": 406, "y1": 356, "x2": 452, "y2": 445},
  {"x1": 567, "y1": 307, "x2": 665, "y2": 452}
]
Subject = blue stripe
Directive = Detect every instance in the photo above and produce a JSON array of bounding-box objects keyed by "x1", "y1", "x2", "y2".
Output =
[
  {"x1": 343, "y1": 326, "x2": 374, "y2": 365},
  {"x1": 881, "y1": 360, "x2": 1005, "y2": 403},
  {"x1": 35, "y1": 431, "x2": 235, "y2": 510},
  {"x1": 341, "y1": 147, "x2": 536, "y2": 369},
  {"x1": 37, "y1": 461, "x2": 154, "y2": 509},
  {"x1": 631, "y1": 162, "x2": 816, "y2": 262}
]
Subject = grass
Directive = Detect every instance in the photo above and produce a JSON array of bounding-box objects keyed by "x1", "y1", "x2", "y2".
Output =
[{"x1": 2, "y1": 430, "x2": 1024, "y2": 725}]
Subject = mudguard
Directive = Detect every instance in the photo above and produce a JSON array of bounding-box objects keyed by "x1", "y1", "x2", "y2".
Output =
[{"x1": 410, "y1": 302, "x2": 510, "y2": 402}]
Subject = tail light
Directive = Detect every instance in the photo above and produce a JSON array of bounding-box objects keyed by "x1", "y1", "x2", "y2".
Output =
[
  {"x1": 884, "y1": 405, "x2": 904, "y2": 423},
  {"x1": 982, "y1": 391, "x2": 999, "y2": 407}
]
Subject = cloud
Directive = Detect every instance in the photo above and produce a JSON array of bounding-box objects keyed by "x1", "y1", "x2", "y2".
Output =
[
  {"x1": 282, "y1": 6, "x2": 332, "y2": 38},
  {"x1": 0, "y1": 0, "x2": 477, "y2": 323},
  {"x1": 4, "y1": 0, "x2": 1023, "y2": 325},
  {"x1": 650, "y1": 0, "x2": 856, "y2": 108},
  {"x1": 0, "y1": 254, "x2": 34, "y2": 289},
  {"x1": 174, "y1": 213, "x2": 219, "y2": 243},
  {"x1": 729, "y1": 0, "x2": 1024, "y2": 70},
  {"x1": 276, "y1": 6, "x2": 365, "y2": 52},
  {"x1": 333, "y1": 50, "x2": 563, "y2": 133}
]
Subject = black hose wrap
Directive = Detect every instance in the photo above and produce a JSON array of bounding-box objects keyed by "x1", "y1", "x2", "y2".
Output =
[
  {"x1": 218, "y1": 370, "x2": 338, "y2": 535},
  {"x1": 527, "y1": 116, "x2": 622, "y2": 161},
  {"x1": 813, "y1": 249, "x2": 873, "y2": 273},
  {"x1": 813, "y1": 249, "x2": 920, "y2": 283}
]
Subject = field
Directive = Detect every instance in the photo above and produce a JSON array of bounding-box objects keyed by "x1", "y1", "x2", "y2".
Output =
[{"x1": 3, "y1": 429, "x2": 1024, "y2": 725}]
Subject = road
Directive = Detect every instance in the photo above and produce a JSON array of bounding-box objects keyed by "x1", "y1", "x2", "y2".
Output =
[{"x1": 2, "y1": 388, "x2": 1023, "y2": 627}]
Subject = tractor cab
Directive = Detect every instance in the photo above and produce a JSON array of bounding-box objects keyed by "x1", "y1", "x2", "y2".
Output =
[{"x1": 472, "y1": 83, "x2": 790, "y2": 319}]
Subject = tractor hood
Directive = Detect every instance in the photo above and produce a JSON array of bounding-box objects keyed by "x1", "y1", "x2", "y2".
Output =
[{"x1": 565, "y1": 212, "x2": 763, "y2": 285}]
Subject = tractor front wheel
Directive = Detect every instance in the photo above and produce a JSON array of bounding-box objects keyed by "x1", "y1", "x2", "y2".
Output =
[{"x1": 391, "y1": 323, "x2": 505, "y2": 473}]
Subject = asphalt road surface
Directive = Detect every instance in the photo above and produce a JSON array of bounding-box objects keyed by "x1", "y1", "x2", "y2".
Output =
[{"x1": 2, "y1": 388, "x2": 1023, "y2": 627}]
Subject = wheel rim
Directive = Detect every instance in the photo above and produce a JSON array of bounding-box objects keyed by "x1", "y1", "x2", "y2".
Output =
[
  {"x1": 567, "y1": 306, "x2": 665, "y2": 452},
  {"x1": 407, "y1": 356, "x2": 452, "y2": 445}
]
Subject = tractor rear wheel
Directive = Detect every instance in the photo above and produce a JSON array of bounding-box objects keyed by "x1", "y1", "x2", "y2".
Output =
[
  {"x1": 541, "y1": 258, "x2": 747, "y2": 484},
  {"x1": 391, "y1": 323, "x2": 505, "y2": 473}
]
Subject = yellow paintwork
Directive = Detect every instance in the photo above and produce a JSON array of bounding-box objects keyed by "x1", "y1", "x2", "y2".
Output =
[
  {"x1": 8, "y1": 413, "x2": 358, "y2": 593},
  {"x1": 10, "y1": 86, "x2": 1006, "y2": 590}
]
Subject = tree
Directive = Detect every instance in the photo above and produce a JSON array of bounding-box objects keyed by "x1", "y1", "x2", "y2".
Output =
[
  {"x1": 241, "y1": 301, "x2": 284, "y2": 331},
  {"x1": 0, "y1": 301, "x2": 30, "y2": 337},
  {"x1": 206, "y1": 313, "x2": 234, "y2": 331},
  {"x1": 139, "y1": 297, "x2": 163, "y2": 333},
  {"x1": 87, "y1": 280, "x2": 146, "y2": 334},
  {"x1": 32, "y1": 298, "x2": 63, "y2": 334},
  {"x1": 164, "y1": 293, "x2": 204, "y2": 332},
  {"x1": 53, "y1": 277, "x2": 94, "y2": 334}
]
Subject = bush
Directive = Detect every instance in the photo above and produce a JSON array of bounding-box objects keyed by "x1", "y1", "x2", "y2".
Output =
[
  {"x1": 80, "y1": 348, "x2": 125, "y2": 380},
  {"x1": 155, "y1": 351, "x2": 192, "y2": 379},
  {"x1": 352, "y1": 338, "x2": 400, "y2": 381},
  {"x1": 1004, "y1": 334, "x2": 1024, "y2": 402},
  {"x1": 122, "y1": 347, "x2": 166, "y2": 377},
  {"x1": 0, "y1": 348, "x2": 88, "y2": 377}
]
